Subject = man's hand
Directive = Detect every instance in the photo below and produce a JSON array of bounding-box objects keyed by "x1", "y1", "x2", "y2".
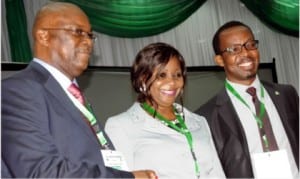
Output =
[{"x1": 132, "y1": 170, "x2": 157, "y2": 179}]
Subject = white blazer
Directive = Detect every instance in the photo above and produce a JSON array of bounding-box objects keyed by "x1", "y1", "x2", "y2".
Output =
[{"x1": 105, "y1": 102, "x2": 225, "y2": 179}]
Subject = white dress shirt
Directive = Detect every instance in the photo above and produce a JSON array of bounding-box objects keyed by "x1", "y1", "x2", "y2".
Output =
[
  {"x1": 226, "y1": 76, "x2": 298, "y2": 178},
  {"x1": 33, "y1": 58, "x2": 76, "y2": 99}
]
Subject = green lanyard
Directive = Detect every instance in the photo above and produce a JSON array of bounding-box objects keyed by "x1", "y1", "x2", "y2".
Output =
[
  {"x1": 141, "y1": 103, "x2": 200, "y2": 178},
  {"x1": 225, "y1": 81, "x2": 269, "y2": 149},
  {"x1": 68, "y1": 92, "x2": 109, "y2": 149}
]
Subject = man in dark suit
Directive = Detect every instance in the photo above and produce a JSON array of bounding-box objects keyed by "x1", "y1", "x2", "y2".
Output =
[
  {"x1": 1, "y1": 2, "x2": 157, "y2": 178},
  {"x1": 195, "y1": 21, "x2": 299, "y2": 178}
]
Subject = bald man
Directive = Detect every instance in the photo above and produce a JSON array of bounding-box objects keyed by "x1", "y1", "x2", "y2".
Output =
[{"x1": 2, "y1": 2, "x2": 156, "y2": 178}]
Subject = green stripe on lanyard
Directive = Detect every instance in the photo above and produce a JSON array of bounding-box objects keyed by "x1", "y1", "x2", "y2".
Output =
[
  {"x1": 68, "y1": 92, "x2": 108, "y2": 148},
  {"x1": 225, "y1": 81, "x2": 269, "y2": 149},
  {"x1": 141, "y1": 102, "x2": 200, "y2": 178},
  {"x1": 225, "y1": 81, "x2": 266, "y2": 128}
]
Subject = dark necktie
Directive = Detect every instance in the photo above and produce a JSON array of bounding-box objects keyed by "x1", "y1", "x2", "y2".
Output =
[{"x1": 246, "y1": 87, "x2": 279, "y2": 152}]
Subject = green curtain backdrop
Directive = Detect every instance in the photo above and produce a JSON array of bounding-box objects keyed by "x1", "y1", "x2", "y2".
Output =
[
  {"x1": 5, "y1": 0, "x2": 32, "y2": 62},
  {"x1": 54, "y1": 0, "x2": 299, "y2": 37},
  {"x1": 56, "y1": 0, "x2": 206, "y2": 37},
  {"x1": 5, "y1": 0, "x2": 299, "y2": 62},
  {"x1": 241, "y1": 0, "x2": 299, "y2": 36}
]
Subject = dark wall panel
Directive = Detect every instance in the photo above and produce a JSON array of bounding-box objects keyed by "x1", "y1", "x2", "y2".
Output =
[{"x1": 2, "y1": 62, "x2": 276, "y2": 125}]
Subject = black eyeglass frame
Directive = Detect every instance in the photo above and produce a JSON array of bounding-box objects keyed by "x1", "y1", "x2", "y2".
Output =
[
  {"x1": 220, "y1": 40, "x2": 259, "y2": 55},
  {"x1": 42, "y1": 28, "x2": 97, "y2": 41}
]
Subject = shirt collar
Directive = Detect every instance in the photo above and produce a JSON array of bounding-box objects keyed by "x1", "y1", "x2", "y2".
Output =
[
  {"x1": 33, "y1": 58, "x2": 77, "y2": 89},
  {"x1": 226, "y1": 75, "x2": 261, "y2": 97}
]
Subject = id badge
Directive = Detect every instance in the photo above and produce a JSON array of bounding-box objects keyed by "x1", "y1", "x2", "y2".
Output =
[
  {"x1": 101, "y1": 150, "x2": 129, "y2": 171},
  {"x1": 251, "y1": 149, "x2": 293, "y2": 178}
]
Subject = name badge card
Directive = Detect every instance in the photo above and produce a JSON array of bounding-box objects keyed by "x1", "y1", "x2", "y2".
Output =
[
  {"x1": 251, "y1": 150, "x2": 293, "y2": 178},
  {"x1": 101, "y1": 150, "x2": 129, "y2": 171}
]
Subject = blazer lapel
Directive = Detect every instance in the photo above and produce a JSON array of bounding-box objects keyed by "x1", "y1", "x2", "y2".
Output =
[
  {"x1": 128, "y1": 103, "x2": 180, "y2": 135},
  {"x1": 263, "y1": 82, "x2": 295, "y2": 142},
  {"x1": 215, "y1": 89, "x2": 248, "y2": 142},
  {"x1": 263, "y1": 83, "x2": 288, "y2": 122},
  {"x1": 31, "y1": 62, "x2": 100, "y2": 146}
]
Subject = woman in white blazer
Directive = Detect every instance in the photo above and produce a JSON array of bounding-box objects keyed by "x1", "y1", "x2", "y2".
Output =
[{"x1": 105, "y1": 42, "x2": 225, "y2": 179}]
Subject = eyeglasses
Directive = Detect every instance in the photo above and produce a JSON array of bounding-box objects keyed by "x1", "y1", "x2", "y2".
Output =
[
  {"x1": 42, "y1": 28, "x2": 97, "y2": 41},
  {"x1": 220, "y1": 40, "x2": 259, "y2": 55}
]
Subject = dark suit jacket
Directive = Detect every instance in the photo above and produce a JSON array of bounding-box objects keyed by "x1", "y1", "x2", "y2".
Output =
[
  {"x1": 1, "y1": 61, "x2": 133, "y2": 178},
  {"x1": 195, "y1": 81, "x2": 299, "y2": 178}
]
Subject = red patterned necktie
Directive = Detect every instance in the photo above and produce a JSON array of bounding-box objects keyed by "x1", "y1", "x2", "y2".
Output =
[
  {"x1": 68, "y1": 83, "x2": 85, "y2": 105},
  {"x1": 68, "y1": 83, "x2": 98, "y2": 134},
  {"x1": 67, "y1": 84, "x2": 109, "y2": 149},
  {"x1": 246, "y1": 87, "x2": 279, "y2": 152}
]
